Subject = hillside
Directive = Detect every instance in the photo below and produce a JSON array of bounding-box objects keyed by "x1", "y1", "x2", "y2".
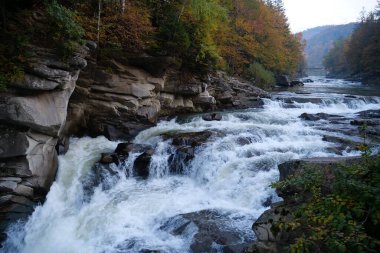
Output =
[{"x1": 302, "y1": 23, "x2": 357, "y2": 68}]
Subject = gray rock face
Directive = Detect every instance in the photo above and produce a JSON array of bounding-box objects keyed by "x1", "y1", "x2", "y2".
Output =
[
  {"x1": 209, "y1": 72, "x2": 270, "y2": 110},
  {"x1": 0, "y1": 45, "x2": 88, "y2": 241}
]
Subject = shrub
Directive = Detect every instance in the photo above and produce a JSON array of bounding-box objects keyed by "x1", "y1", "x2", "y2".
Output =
[
  {"x1": 247, "y1": 62, "x2": 275, "y2": 89},
  {"x1": 46, "y1": 0, "x2": 84, "y2": 60},
  {"x1": 273, "y1": 154, "x2": 380, "y2": 253}
]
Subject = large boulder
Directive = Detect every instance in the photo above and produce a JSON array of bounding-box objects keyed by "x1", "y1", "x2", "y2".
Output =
[
  {"x1": 275, "y1": 75, "x2": 290, "y2": 87},
  {"x1": 161, "y1": 210, "x2": 253, "y2": 253}
]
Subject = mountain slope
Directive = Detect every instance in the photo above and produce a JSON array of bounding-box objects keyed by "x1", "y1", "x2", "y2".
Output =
[{"x1": 302, "y1": 23, "x2": 358, "y2": 68}]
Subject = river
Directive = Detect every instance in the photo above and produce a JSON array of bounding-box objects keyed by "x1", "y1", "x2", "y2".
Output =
[{"x1": 2, "y1": 77, "x2": 380, "y2": 253}]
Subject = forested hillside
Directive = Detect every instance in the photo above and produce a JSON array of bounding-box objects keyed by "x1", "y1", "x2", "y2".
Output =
[
  {"x1": 324, "y1": 4, "x2": 380, "y2": 84},
  {"x1": 302, "y1": 23, "x2": 357, "y2": 68},
  {"x1": 0, "y1": 0, "x2": 304, "y2": 90}
]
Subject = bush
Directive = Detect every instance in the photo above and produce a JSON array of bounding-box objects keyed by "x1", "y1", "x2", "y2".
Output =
[
  {"x1": 247, "y1": 62, "x2": 275, "y2": 89},
  {"x1": 46, "y1": 0, "x2": 84, "y2": 59},
  {"x1": 273, "y1": 154, "x2": 380, "y2": 253}
]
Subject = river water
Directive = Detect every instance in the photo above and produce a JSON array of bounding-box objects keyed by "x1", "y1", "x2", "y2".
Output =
[{"x1": 3, "y1": 77, "x2": 380, "y2": 253}]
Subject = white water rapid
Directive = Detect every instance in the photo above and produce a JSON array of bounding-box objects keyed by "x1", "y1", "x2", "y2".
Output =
[{"x1": 3, "y1": 78, "x2": 380, "y2": 253}]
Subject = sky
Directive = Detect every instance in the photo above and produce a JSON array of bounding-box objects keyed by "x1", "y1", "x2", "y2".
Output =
[{"x1": 283, "y1": 0, "x2": 379, "y2": 33}]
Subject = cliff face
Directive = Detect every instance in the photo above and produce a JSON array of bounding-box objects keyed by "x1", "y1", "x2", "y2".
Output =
[
  {"x1": 64, "y1": 49, "x2": 269, "y2": 141},
  {"x1": 0, "y1": 44, "x2": 89, "y2": 239}
]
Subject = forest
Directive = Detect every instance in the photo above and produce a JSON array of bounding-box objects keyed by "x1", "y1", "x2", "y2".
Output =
[
  {"x1": 0, "y1": 0, "x2": 304, "y2": 90},
  {"x1": 323, "y1": 3, "x2": 380, "y2": 84}
]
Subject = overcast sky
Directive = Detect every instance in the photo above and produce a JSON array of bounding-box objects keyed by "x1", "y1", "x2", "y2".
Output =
[{"x1": 283, "y1": 0, "x2": 379, "y2": 33}]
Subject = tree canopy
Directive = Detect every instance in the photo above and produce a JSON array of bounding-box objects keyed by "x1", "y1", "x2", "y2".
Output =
[
  {"x1": 0, "y1": 0, "x2": 305, "y2": 90},
  {"x1": 324, "y1": 4, "x2": 380, "y2": 84}
]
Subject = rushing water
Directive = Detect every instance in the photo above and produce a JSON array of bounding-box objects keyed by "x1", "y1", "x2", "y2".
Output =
[{"x1": 3, "y1": 77, "x2": 380, "y2": 253}]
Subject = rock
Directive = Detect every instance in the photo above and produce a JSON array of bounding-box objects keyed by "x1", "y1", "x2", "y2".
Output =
[
  {"x1": 161, "y1": 210, "x2": 253, "y2": 253},
  {"x1": 168, "y1": 146, "x2": 195, "y2": 174},
  {"x1": 359, "y1": 110, "x2": 380, "y2": 119},
  {"x1": 14, "y1": 184, "x2": 34, "y2": 198},
  {"x1": 127, "y1": 55, "x2": 175, "y2": 77},
  {"x1": 100, "y1": 153, "x2": 118, "y2": 164},
  {"x1": 0, "y1": 90, "x2": 75, "y2": 136},
  {"x1": 299, "y1": 112, "x2": 341, "y2": 121},
  {"x1": 164, "y1": 131, "x2": 214, "y2": 147},
  {"x1": 350, "y1": 119, "x2": 379, "y2": 126},
  {"x1": 202, "y1": 113, "x2": 222, "y2": 121},
  {"x1": 0, "y1": 43, "x2": 88, "y2": 240},
  {"x1": 82, "y1": 162, "x2": 121, "y2": 201},
  {"x1": 302, "y1": 79, "x2": 314, "y2": 83},
  {"x1": 115, "y1": 143, "x2": 153, "y2": 155},
  {"x1": 193, "y1": 95, "x2": 216, "y2": 106},
  {"x1": 133, "y1": 149, "x2": 154, "y2": 179},
  {"x1": 290, "y1": 80, "x2": 304, "y2": 86},
  {"x1": 275, "y1": 75, "x2": 290, "y2": 87}
]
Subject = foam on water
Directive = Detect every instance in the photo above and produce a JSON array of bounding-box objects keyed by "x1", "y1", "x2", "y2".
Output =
[{"x1": 3, "y1": 80, "x2": 380, "y2": 253}]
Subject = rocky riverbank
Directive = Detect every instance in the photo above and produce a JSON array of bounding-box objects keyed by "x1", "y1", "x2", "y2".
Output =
[
  {"x1": 0, "y1": 42, "x2": 269, "y2": 242},
  {"x1": 245, "y1": 156, "x2": 376, "y2": 253}
]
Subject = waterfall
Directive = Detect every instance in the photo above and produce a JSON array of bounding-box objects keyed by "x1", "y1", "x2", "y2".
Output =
[{"x1": 3, "y1": 77, "x2": 380, "y2": 253}]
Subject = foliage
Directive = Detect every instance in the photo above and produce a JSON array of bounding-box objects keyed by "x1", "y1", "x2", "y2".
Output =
[
  {"x1": 0, "y1": 0, "x2": 305, "y2": 89},
  {"x1": 46, "y1": 0, "x2": 84, "y2": 60},
  {"x1": 273, "y1": 146, "x2": 380, "y2": 252},
  {"x1": 247, "y1": 62, "x2": 275, "y2": 89},
  {"x1": 324, "y1": 4, "x2": 380, "y2": 83},
  {"x1": 0, "y1": 28, "x2": 29, "y2": 91},
  {"x1": 72, "y1": 0, "x2": 304, "y2": 78},
  {"x1": 323, "y1": 39, "x2": 350, "y2": 77}
]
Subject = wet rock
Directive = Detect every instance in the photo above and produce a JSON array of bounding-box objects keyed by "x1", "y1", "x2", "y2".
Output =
[
  {"x1": 275, "y1": 75, "x2": 290, "y2": 87},
  {"x1": 168, "y1": 146, "x2": 195, "y2": 174},
  {"x1": 82, "y1": 162, "x2": 121, "y2": 201},
  {"x1": 299, "y1": 112, "x2": 341, "y2": 121},
  {"x1": 237, "y1": 137, "x2": 251, "y2": 146},
  {"x1": 283, "y1": 97, "x2": 323, "y2": 104},
  {"x1": 161, "y1": 210, "x2": 253, "y2": 253},
  {"x1": 262, "y1": 196, "x2": 273, "y2": 208},
  {"x1": 115, "y1": 142, "x2": 153, "y2": 155},
  {"x1": 100, "y1": 153, "x2": 119, "y2": 164},
  {"x1": 290, "y1": 80, "x2": 304, "y2": 86},
  {"x1": 133, "y1": 149, "x2": 155, "y2": 179},
  {"x1": 350, "y1": 119, "x2": 379, "y2": 126},
  {"x1": 164, "y1": 131, "x2": 214, "y2": 147},
  {"x1": 302, "y1": 79, "x2": 314, "y2": 83},
  {"x1": 202, "y1": 113, "x2": 222, "y2": 121},
  {"x1": 359, "y1": 109, "x2": 380, "y2": 119}
]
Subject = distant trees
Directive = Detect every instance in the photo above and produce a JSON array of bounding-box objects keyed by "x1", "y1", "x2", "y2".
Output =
[{"x1": 324, "y1": 4, "x2": 380, "y2": 84}]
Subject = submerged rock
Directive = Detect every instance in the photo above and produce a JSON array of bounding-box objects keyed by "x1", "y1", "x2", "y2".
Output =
[
  {"x1": 290, "y1": 80, "x2": 304, "y2": 86},
  {"x1": 202, "y1": 113, "x2": 222, "y2": 121},
  {"x1": 161, "y1": 210, "x2": 253, "y2": 253},
  {"x1": 133, "y1": 148, "x2": 155, "y2": 179},
  {"x1": 299, "y1": 112, "x2": 342, "y2": 121}
]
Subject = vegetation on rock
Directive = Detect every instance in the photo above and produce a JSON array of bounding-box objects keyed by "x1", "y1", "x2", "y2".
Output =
[
  {"x1": 273, "y1": 133, "x2": 380, "y2": 253},
  {"x1": 0, "y1": 0, "x2": 85, "y2": 90}
]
